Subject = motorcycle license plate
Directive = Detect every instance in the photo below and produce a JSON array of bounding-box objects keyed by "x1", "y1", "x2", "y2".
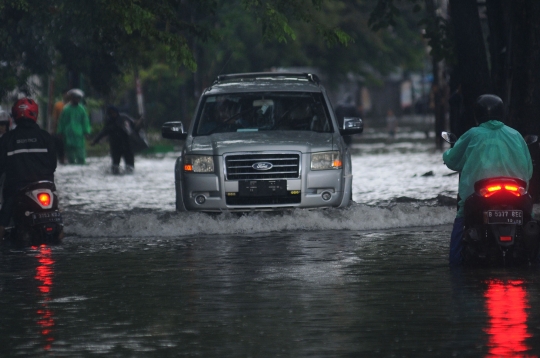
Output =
[
  {"x1": 32, "y1": 211, "x2": 63, "y2": 225},
  {"x1": 485, "y1": 210, "x2": 523, "y2": 225}
]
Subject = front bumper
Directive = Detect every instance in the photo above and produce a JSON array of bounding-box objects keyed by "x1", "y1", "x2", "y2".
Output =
[{"x1": 179, "y1": 169, "x2": 346, "y2": 212}]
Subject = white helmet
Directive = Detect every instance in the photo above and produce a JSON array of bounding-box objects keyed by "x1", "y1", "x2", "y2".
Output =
[
  {"x1": 68, "y1": 88, "x2": 84, "y2": 98},
  {"x1": 0, "y1": 110, "x2": 10, "y2": 123}
]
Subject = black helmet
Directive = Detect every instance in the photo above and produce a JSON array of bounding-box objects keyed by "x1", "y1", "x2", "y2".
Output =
[{"x1": 474, "y1": 94, "x2": 504, "y2": 124}]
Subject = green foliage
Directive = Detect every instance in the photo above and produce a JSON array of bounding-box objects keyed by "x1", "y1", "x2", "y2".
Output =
[
  {"x1": 240, "y1": 0, "x2": 353, "y2": 44},
  {"x1": 193, "y1": 0, "x2": 425, "y2": 89},
  {"x1": 369, "y1": 0, "x2": 403, "y2": 30},
  {"x1": 418, "y1": 13, "x2": 454, "y2": 63},
  {"x1": 0, "y1": 0, "x2": 358, "y2": 99},
  {"x1": 108, "y1": 60, "x2": 195, "y2": 129},
  {"x1": 1, "y1": 0, "x2": 428, "y2": 127},
  {"x1": 0, "y1": 1, "x2": 55, "y2": 97},
  {"x1": 102, "y1": 0, "x2": 427, "y2": 129},
  {"x1": 369, "y1": 0, "x2": 454, "y2": 62},
  {"x1": 84, "y1": 97, "x2": 106, "y2": 114},
  {"x1": 0, "y1": 0, "x2": 219, "y2": 97}
]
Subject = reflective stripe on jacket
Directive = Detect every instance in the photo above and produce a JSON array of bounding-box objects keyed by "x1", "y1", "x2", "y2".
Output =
[{"x1": 0, "y1": 119, "x2": 57, "y2": 192}]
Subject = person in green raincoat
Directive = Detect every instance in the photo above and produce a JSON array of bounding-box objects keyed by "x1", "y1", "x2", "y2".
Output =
[
  {"x1": 443, "y1": 94, "x2": 533, "y2": 265},
  {"x1": 57, "y1": 89, "x2": 92, "y2": 164}
]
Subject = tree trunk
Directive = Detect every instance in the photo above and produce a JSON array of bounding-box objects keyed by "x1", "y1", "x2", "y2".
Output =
[
  {"x1": 431, "y1": 59, "x2": 446, "y2": 150},
  {"x1": 485, "y1": 0, "x2": 508, "y2": 99},
  {"x1": 449, "y1": 0, "x2": 491, "y2": 135},
  {"x1": 507, "y1": 0, "x2": 540, "y2": 135},
  {"x1": 426, "y1": 0, "x2": 446, "y2": 149}
]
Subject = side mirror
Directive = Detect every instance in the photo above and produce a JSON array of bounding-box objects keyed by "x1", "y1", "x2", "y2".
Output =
[
  {"x1": 525, "y1": 135, "x2": 538, "y2": 146},
  {"x1": 162, "y1": 121, "x2": 188, "y2": 140},
  {"x1": 441, "y1": 131, "x2": 457, "y2": 144},
  {"x1": 340, "y1": 117, "x2": 363, "y2": 135}
]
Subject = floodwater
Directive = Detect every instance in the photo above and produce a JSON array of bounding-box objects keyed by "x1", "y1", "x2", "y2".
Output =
[{"x1": 1, "y1": 130, "x2": 540, "y2": 357}]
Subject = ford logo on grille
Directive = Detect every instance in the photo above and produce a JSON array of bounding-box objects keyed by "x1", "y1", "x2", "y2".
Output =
[{"x1": 252, "y1": 162, "x2": 273, "y2": 170}]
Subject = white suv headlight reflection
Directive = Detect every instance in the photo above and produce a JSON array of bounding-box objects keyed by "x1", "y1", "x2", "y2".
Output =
[
  {"x1": 311, "y1": 151, "x2": 342, "y2": 170},
  {"x1": 184, "y1": 155, "x2": 214, "y2": 173}
]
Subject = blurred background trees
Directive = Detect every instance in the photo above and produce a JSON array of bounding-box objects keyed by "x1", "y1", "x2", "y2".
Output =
[
  {"x1": 371, "y1": 0, "x2": 540, "y2": 142},
  {"x1": 0, "y1": 0, "x2": 428, "y2": 130},
  {"x1": 4, "y1": 0, "x2": 540, "y2": 140}
]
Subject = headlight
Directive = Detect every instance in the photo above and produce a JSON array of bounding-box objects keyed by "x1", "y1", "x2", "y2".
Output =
[
  {"x1": 311, "y1": 151, "x2": 342, "y2": 170},
  {"x1": 184, "y1": 155, "x2": 214, "y2": 173}
]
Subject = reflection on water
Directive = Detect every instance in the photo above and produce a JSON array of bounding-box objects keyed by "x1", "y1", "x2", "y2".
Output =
[
  {"x1": 2, "y1": 228, "x2": 540, "y2": 357},
  {"x1": 484, "y1": 279, "x2": 534, "y2": 358},
  {"x1": 34, "y1": 245, "x2": 55, "y2": 351}
]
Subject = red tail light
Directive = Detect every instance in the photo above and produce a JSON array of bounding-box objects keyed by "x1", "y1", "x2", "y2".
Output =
[
  {"x1": 479, "y1": 183, "x2": 525, "y2": 198},
  {"x1": 37, "y1": 193, "x2": 51, "y2": 206},
  {"x1": 504, "y1": 185, "x2": 519, "y2": 192},
  {"x1": 500, "y1": 236, "x2": 513, "y2": 242},
  {"x1": 480, "y1": 185, "x2": 502, "y2": 198}
]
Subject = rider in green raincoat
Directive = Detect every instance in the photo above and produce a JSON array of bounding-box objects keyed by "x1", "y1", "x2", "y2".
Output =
[
  {"x1": 57, "y1": 89, "x2": 91, "y2": 164},
  {"x1": 443, "y1": 94, "x2": 533, "y2": 264}
]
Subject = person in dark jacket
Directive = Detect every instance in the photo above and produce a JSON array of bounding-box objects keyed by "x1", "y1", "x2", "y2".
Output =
[
  {"x1": 92, "y1": 106, "x2": 138, "y2": 174},
  {"x1": 0, "y1": 98, "x2": 57, "y2": 238}
]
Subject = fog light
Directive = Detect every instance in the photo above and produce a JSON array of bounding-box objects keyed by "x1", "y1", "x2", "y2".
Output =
[
  {"x1": 195, "y1": 195, "x2": 206, "y2": 205},
  {"x1": 321, "y1": 191, "x2": 332, "y2": 201}
]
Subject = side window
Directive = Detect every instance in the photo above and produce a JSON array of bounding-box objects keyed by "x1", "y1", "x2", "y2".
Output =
[
  {"x1": 195, "y1": 96, "x2": 243, "y2": 135},
  {"x1": 196, "y1": 98, "x2": 218, "y2": 135}
]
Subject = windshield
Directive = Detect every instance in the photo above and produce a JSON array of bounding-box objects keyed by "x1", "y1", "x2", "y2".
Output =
[{"x1": 193, "y1": 92, "x2": 333, "y2": 136}]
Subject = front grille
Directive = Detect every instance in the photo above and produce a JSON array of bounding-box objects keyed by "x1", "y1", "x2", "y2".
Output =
[{"x1": 224, "y1": 153, "x2": 300, "y2": 180}]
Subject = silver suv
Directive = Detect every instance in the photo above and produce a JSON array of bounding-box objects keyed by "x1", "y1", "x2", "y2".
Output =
[{"x1": 162, "y1": 72, "x2": 363, "y2": 212}]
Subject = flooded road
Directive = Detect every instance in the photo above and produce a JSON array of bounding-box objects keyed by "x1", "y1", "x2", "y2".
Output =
[
  {"x1": 2, "y1": 228, "x2": 540, "y2": 357},
  {"x1": 1, "y1": 133, "x2": 540, "y2": 357}
]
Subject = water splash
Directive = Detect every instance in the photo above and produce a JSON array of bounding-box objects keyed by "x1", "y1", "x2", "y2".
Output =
[{"x1": 62, "y1": 202, "x2": 456, "y2": 238}]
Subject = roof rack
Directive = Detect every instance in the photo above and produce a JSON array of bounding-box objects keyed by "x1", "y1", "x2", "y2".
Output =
[{"x1": 214, "y1": 72, "x2": 320, "y2": 85}]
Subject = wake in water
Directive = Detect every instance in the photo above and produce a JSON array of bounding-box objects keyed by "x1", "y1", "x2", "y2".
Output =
[{"x1": 62, "y1": 198, "x2": 458, "y2": 238}]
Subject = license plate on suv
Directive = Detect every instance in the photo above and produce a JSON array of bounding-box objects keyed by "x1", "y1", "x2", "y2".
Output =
[
  {"x1": 485, "y1": 210, "x2": 523, "y2": 225},
  {"x1": 239, "y1": 180, "x2": 287, "y2": 197},
  {"x1": 32, "y1": 211, "x2": 63, "y2": 225}
]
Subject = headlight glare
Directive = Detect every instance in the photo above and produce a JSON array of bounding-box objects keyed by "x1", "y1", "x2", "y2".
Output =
[
  {"x1": 184, "y1": 155, "x2": 214, "y2": 173},
  {"x1": 311, "y1": 151, "x2": 342, "y2": 170}
]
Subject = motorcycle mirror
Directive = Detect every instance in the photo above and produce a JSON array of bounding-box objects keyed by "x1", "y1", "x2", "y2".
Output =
[
  {"x1": 524, "y1": 135, "x2": 538, "y2": 146},
  {"x1": 441, "y1": 131, "x2": 457, "y2": 144}
]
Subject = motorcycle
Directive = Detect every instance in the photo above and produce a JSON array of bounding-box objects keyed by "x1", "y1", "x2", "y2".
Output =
[
  {"x1": 4, "y1": 181, "x2": 63, "y2": 247},
  {"x1": 442, "y1": 131, "x2": 540, "y2": 266}
]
